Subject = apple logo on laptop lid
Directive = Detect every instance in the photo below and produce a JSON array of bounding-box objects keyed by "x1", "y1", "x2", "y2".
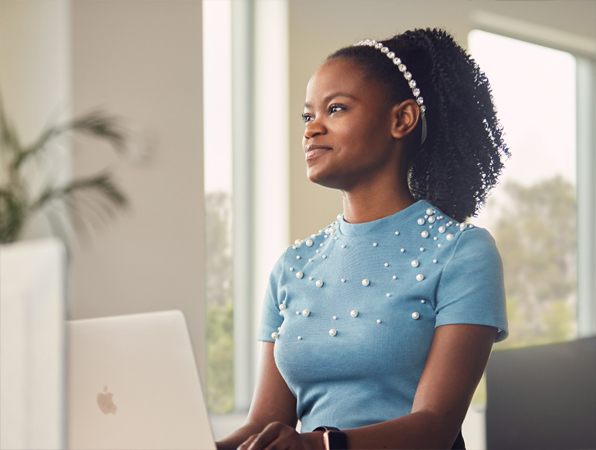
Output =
[{"x1": 97, "y1": 386, "x2": 117, "y2": 415}]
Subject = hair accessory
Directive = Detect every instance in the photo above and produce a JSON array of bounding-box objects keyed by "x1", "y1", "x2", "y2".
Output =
[{"x1": 354, "y1": 39, "x2": 427, "y2": 145}]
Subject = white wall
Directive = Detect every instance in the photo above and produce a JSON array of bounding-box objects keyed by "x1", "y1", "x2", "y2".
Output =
[{"x1": 70, "y1": 0, "x2": 206, "y2": 379}]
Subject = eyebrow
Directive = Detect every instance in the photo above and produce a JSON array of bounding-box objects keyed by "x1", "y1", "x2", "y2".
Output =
[{"x1": 304, "y1": 92, "x2": 358, "y2": 109}]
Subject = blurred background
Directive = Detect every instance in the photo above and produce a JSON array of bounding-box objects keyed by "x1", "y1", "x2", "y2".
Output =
[{"x1": 1, "y1": 1, "x2": 595, "y2": 449}]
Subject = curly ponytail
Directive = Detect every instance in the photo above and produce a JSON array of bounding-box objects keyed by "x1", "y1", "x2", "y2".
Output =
[{"x1": 328, "y1": 28, "x2": 509, "y2": 222}]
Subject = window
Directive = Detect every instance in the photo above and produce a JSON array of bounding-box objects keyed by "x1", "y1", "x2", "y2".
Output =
[
  {"x1": 469, "y1": 30, "x2": 579, "y2": 348},
  {"x1": 462, "y1": 28, "x2": 595, "y2": 450},
  {"x1": 203, "y1": 0, "x2": 289, "y2": 427},
  {"x1": 203, "y1": 0, "x2": 234, "y2": 414}
]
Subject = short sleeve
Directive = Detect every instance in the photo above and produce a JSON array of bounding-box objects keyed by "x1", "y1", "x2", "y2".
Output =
[
  {"x1": 257, "y1": 250, "x2": 287, "y2": 342},
  {"x1": 435, "y1": 227, "x2": 508, "y2": 342}
]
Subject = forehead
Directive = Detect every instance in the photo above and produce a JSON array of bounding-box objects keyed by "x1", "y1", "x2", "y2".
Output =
[{"x1": 304, "y1": 59, "x2": 378, "y2": 105}]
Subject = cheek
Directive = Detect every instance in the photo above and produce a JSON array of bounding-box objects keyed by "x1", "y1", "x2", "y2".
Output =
[{"x1": 335, "y1": 120, "x2": 391, "y2": 157}]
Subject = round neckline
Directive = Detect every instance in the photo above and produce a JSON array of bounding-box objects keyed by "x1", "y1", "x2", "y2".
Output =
[{"x1": 338, "y1": 200, "x2": 432, "y2": 237}]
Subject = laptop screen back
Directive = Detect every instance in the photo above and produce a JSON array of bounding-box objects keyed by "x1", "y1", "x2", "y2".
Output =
[{"x1": 67, "y1": 310, "x2": 216, "y2": 450}]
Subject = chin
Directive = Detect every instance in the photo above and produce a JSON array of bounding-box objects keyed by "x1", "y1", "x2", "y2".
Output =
[{"x1": 307, "y1": 167, "x2": 344, "y2": 190}]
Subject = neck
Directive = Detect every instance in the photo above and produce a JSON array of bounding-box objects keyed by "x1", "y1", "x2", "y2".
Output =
[{"x1": 341, "y1": 175, "x2": 416, "y2": 224}]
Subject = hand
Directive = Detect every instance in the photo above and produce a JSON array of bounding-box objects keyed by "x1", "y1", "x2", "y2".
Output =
[{"x1": 237, "y1": 422, "x2": 324, "y2": 450}]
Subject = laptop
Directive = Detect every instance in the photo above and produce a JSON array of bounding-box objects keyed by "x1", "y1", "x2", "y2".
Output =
[
  {"x1": 67, "y1": 310, "x2": 217, "y2": 450},
  {"x1": 486, "y1": 336, "x2": 596, "y2": 450}
]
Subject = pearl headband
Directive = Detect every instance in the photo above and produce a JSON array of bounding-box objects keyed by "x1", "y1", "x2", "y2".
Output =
[{"x1": 354, "y1": 39, "x2": 427, "y2": 145}]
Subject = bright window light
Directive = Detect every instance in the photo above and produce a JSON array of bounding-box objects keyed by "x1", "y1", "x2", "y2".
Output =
[
  {"x1": 469, "y1": 30, "x2": 578, "y2": 348},
  {"x1": 203, "y1": 0, "x2": 233, "y2": 415}
]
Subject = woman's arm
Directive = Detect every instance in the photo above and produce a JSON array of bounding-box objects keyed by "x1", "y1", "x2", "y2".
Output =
[
  {"x1": 240, "y1": 323, "x2": 497, "y2": 450},
  {"x1": 216, "y1": 342, "x2": 299, "y2": 450}
]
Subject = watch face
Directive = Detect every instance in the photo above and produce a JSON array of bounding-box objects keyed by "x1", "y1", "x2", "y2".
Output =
[{"x1": 325, "y1": 430, "x2": 348, "y2": 450}]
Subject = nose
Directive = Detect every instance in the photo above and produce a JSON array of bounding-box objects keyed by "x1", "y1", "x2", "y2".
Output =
[{"x1": 303, "y1": 117, "x2": 326, "y2": 140}]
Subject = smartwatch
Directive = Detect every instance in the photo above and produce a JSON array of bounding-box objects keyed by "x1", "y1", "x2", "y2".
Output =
[{"x1": 313, "y1": 426, "x2": 348, "y2": 450}]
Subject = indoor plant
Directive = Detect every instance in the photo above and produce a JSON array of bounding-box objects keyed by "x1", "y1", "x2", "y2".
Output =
[{"x1": 0, "y1": 95, "x2": 128, "y2": 244}]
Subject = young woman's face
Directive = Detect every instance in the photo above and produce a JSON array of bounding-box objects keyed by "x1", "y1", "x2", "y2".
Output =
[{"x1": 302, "y1": 58, "x2": 398, "y2": 190}]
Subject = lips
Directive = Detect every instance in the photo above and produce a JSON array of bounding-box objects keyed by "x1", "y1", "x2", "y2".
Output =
[{"x1": 305, "y1": 144, "x2": 332, "y2": 160}]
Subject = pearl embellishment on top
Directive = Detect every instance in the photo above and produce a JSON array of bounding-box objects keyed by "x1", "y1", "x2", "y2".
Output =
[
  {"x1": 296, "y1": 255, "x2": 301, "y2": 259},
  {"x1": 316, "y1": 280, "x2": 324, "y2": 287},
  {"x1": 412, "y1": 312, "x2": 420, "y2": 320},
  {"x1": 386, "y1": 293, "x2": 391, "y2": 297},
  {"x1": 271, "y1": 332, "x2": 279, "y2": 339},
  {"x1": 421, "y1": 299, "x2": 426, "y2": 304},
  {"x1": 416, "y1": 274, "x2": 425, "y2": 281},
  {"x1": 302, "y1": 309, "x2": 310, "y2": 316},
  {"x1": 426, "y1": 208, "x2": 434, "y2": 215},
  {"x1": 350, "y1": 310, "x2": 359, "y2": 318},
  {"x1": 341, "y1": 278, "x2": 346, "y2": 283},
  {"x1": 417, "y1": 218, "x2": 425, "y2": 225},
  {"x1": 377, "y1": 319, "x2": 382, "y2": 324},
  {"x1": 421, "y1": 231, "x2": 429, "y2": 238},
  {"x1": 438, "y1": 226, "x2": 446, "y2": 233},
  {"x1": 329, "y1": 329, "x2": 337, "y2": 337},
  {"x1": 411, "y1": 260, "x2": 419, "y2": 268},
  {"x1": 384, "y1": 263, "x2": 389, "y2": 267},
  {"x1": 297, "y1": 336, "x2": 302, "y2": 340},
  {"x1": 446, "y1": 234, "x2": 454, "y2": 241},
  {"x1": 362, "y1": 279, "x2": 370, "y2": 286},
  {"x1": 373, "y1": 242, "x2": 378, "y2": 247},
  {"x1": 306, "y1": 239, "x2": 313, "y2": 247},
  {"x1": 428, "y1": 216, "x2": 435, "y2": 223},
  {"x1": 296, "y1": 271, "x2": 304, "y2": 279},
  {"x1": 279, "y1": 304, "x2": 286, "y2": 311}
]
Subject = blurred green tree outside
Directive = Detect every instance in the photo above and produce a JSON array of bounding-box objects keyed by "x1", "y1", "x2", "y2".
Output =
[
  {"x1": 205, "y1": 191, "x2": 234, "y2": 414},
  {"x1": 492, "y1": 175, "x2": 577, "y2": 349}
]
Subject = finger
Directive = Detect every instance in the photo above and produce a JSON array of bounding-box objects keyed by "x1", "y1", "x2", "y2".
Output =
[
  {"x1": 237, "y1": 434, "x2": 258, "y2": 450},
  {"x1": 263, "y1": 435, "x2": 297, "y2": 450},
  {"x1": 248, "y1": 422, "x2": 290, "y2": 450}
]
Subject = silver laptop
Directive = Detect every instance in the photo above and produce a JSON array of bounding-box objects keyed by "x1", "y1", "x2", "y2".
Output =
[{"x1": 67, "y1": 310, "x2": 216, "y2": 450}]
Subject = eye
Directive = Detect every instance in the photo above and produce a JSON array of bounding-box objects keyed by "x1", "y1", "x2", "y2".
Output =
[
  {"x1": 301, "y1": 113, "x2": 314, "y2": 124},
  {"x1": 329, "y1": 104, "x2": 346, "y2": 114}
]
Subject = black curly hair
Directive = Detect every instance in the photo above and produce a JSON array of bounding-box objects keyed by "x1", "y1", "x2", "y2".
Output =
[{"x1": 327, "y1": 28, "x2": 509, "y2": 222}]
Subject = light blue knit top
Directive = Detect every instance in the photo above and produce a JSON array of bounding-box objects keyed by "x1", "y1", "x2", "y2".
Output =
[{"x1": 258, "y1": 200, "x2": 508, "y2": 432}]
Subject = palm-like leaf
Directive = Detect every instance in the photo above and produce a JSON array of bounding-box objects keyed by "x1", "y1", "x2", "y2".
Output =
[{"x1": 0, "y1": 93, "x2": 129, "y2": 244}]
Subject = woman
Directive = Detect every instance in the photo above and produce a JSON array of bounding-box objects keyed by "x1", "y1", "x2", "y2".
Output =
[{"x1": 217, "y1": 28, "x2": 509, "y2": 450}]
